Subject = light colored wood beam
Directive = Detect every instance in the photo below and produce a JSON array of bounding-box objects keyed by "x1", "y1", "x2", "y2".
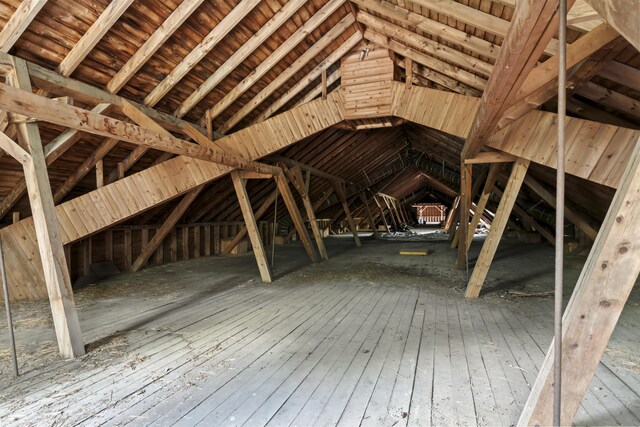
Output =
[
  {"x1": 222, "y1": 187, "x2": 279, "y2": 255},
  {"x1": 231, "y1": 171, "x2": 272, "y2": 283},
  {"x1": 143, "y1": 0, "x2": 260, "y2": 108},
  {"x1": 106, "y1": 0, "x2": 205, "y2": 94},
  {"x1": 218, "y1": 14, "x2": 356, "y2": 133},
  {"x1": 519, "y1": 136, "x2": 640, "y2": 426},
  {"x1": 358, "y1": 11, "x2": 493, "y2": 77},
  {"x1": 366, "y1": 30, "x2": 485, "y2": 94},
  {"x1": 585, "y1": 0, "x2": 640, "y2": 50},
  {"x1": 0, "y1": 84, "x2": 279, "y2": 175},
  {"x1": 0, "y1": 0, "x2": 48, "y2": 53},
  {"x1": 321, "y1": 69, "x2": 328, "y2": 100},
  {"x1": 275, "y1": 174, "x2": 321, "y2": 263},
  {"x1": 499, "y1": 23, "x2": 622, "y2": 128},
  {"x1": 465, "y1": 151, "x2": 517, "y2": 164},
  {"x1": 282, "y1": 165, "x2": 329, "y2": 260},
  {"x1": 131, "y1": 187, "x2": 203, "y2": 272},
  {"x1": 202, "y1": 0, "x2": 347, "y2": 124},
  {"x1": 576, "y1": 81, "x2": 640, "y2": 120},
  {"x1": 461, "y1": 0, "x2": 574, "y2": 159},
  {"x1": 352, "y1": 0, "x2": 499, "y2": 59},
  {"x1": 466, "y1": 163, "x2": 503, "y2": 250},
  {"x1": 9, "y1": 57, "x2": 84, "y2": 358},
  {"x1": 174, "y1": 0, "x2": 309, "y2": 119},
  {"x1": 0, "y1": 130, "x2": 31, "y2": 165},
  {"x1": 56, "y1": 0, "x2": 134, "y2": 76},
  {"x1": 465, "y1": 158, "x2": 530, "y2": 299}
]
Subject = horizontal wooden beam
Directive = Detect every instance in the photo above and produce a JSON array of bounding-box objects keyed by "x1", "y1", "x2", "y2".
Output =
[
  {"x1": 0, "y1": 82, "x2": 279, "y2": 175},
  {"x1": 0, "y1": 52, "x2": 206, "y2": 136},
  {"x1": 464, "y1": 151, "x2": 518, "y2": 164}
]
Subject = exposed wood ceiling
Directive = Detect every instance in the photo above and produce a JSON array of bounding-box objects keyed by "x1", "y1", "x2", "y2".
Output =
[{"x1": 0, "y1": 0, "x2": 638, "y2": 229}]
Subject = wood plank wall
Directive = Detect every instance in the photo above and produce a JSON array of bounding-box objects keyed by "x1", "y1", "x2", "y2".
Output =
[
  {"x1": 340, "y1": 44, "x2": 395, "y2": 119},
  {"x1": 2, "y1": 221, "x2": 277, "y2": 301}
]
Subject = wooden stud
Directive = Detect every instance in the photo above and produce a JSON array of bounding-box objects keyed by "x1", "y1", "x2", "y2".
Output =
[
  {"x1": 360, "y1": 191, "x2": 379, "y2": 237},
  {"x1": 11, "y1": 212, "x2": 19, "y2": 224},
  {"x1": 465, "y1": 159, "x2": 530, "y2": 298},
  {"x1": 519, "y1": 137, "x2": 640, "y2": 426},
  {"x1": 95, "y1": 159, "x2": 104, "y2": 189},
  {"x1": 321, "y1": 69, "x2": 328, "y2": 100},
  {"x1": 230, "y1": 171, "x2": 272, "y2": 283},
  {"x1": 456, "y1": 163, "x2": 472, "y2": 268}
]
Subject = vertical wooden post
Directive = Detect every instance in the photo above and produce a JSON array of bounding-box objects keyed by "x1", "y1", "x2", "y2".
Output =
[
  {"x1": 332, "y1": 181, "x2": 361, "y2": 247},
  {"x1": 405, "y1": 57, "x2": 413, "y2": 87},
  {"x1": 105, "y1": 229, "x2": 113, "y2": 261},
  {"x1": 373, "y1": 195, "x2": 390, "y2": 232},
  {"x1": 321, "y1": 69, "x2": 328, "y2": 100},
  {"x1": 518, "y1": 138, "x2": 640, "y2": 427},
  {"x1": 284, "y1": 165, "x2": 329, "y2": 260},
  {"x1": 9, "y1": 57, "x2": 84, "y2": 358},
  {"x1": 204, "y1": 225, "x2": 211, "y2": 256},
  {"x1": 11, "y1": 212, "x2": 19, "y2": 224},
  {"x1": 82, "y1": 238, "x2": 91, "y2": 277},
  {"x1": 140, "y1": 228, "x2": 149, "y2": 268},
  {"x1": 360, "y1": 191, "x2": 378, "y2": 237},
  {"x1": 275, "y1": 174, "x2": 320, "y2": 262},
  {"x1": 456, "y1": 163, "x2": 472, "y2": 269},
  {"x1": 181, "y1": 226, "x2": 189, "y2": 260},
  {"x1": 95, "y1": 159, "x2": 104, "y2": 188},
  {"x1": 466, "y1": 163, "x2": 503, "y2": 250},
  {"x1": 117, "y1": 162, "x2": 124, "y2": 180},
  {"x1": 124, "y1": 228, "x2": 132, "y2": 269},
  {"x1": 465, "y1": 159, "x2": 530, "y2": 299},
  {"x1": 231, "y1": 170, "x2": 272, "y2": 283}
]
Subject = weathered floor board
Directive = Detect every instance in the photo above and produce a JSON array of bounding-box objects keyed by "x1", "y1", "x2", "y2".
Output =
[{"x1": 0, "y1": 236, "x2": 638, "y2": 426}]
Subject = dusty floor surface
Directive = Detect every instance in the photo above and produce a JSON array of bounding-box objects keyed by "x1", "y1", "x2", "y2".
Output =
[{"x1": 0, "y1": 232, "x2": 638, "y2": 426}]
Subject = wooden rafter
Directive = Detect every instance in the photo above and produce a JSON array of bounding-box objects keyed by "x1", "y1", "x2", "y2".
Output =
[
  {"x1": 585, "y1": 0, "x2": 640, "y2": 49},
  {"x1": 106, "y1": 0, "x2": 205, "y2": 94},
  {"x1": 0, "y1": 0, "x2": 48, "y2": 53},
  {"x1": 143, "y1": 0, "x2": 261, "y2": 108},
  {"x1": 174, "y1": 0, "x2": 309, "y2": 119},
  {"x1": 219, "y1": 20, "x2": 360, "y2": 133},
  {"x1": 56, "y1": 0, "x2": 134, "y2": 76},
  {"x1": 202, "y1": 0, "x2": 347, "y2": 125}
]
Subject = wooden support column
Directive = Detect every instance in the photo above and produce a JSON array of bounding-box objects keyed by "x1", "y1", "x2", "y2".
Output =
[
  {"x1": 95, "y1": 159, "x2": 104, "y2": 188},
  {"x1": 405, "y1": 57, "x2": 413, "y2": 87},
  {"x1": 230, "y1": 171, "x2": 272, "y2": 283},
  {"x1": 332, "y1": 181, "x2": 361, "y2": 247},
  {"x1": 465, "y1": 158, "x2": 530, "y2": 299},
  {"x1": 222, "y1": 187, "x2": 278, "y2": 255},
  {"x1": 466, "y1": 163, "x2": 503, "y2": 250},
  {"x1": 382, "y1": 195, "x2": 399, "y2": 229},
  {"x1": 131, "y1": 187, "x2": 203, "y2": 272},
  {"x1": 456, "y1": 163, "x2": 472, "y2": 269},
  {"x1": 321, "y1": 69, "x2": 328, "y2": 100},
  {"x1": 445, "y1": 196, "x2": 461, "y2": 234},
  {"x1": 373, "y1": 195, "x2": 391, "y2": 232},
  {"x1": 283, "y1": 165, "x2": 329, "y2": 260},
  {"x1": 360, "y1": 191, "x2": 378, "y2": 237},
  {"x1": 9, "y1": 57, "x2": 84, "y2": 358},
  {"x1": 519, "y1": 137, "x2": 640, "y2": 426},
  {"x1": 275, "y1": 174, "x2": 320, "y2": 263}
]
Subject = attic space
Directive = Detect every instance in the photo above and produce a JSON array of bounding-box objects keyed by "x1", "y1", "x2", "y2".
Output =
[{"x1": 0, "y1": 0, "x2": 639, "y2": 426}]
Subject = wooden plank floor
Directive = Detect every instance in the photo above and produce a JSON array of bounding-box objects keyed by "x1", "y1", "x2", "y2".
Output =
[{"x1": 0, "y1": 234, "x2": 639, "y2": 426}]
